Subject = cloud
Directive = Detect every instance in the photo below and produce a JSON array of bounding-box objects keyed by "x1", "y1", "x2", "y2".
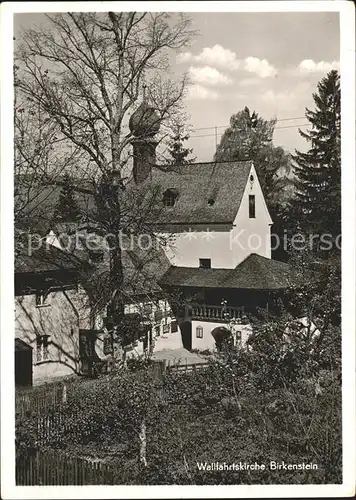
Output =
[
  {"x1": 177, "y1": 51, "x2": 193, "y2": 64},
  {"x1": 177, "y1": 45, "x2": 277, "y2": 78},
  {"x1": 187, "y1": 84, "x2": 220, "y2": 100},
  {"x1": 243, "y1": 57, "x2": 277, "y2": 78},
  {"x1": 239, "y1": 77, "x2": 261, "y2": 87},
  {"x1": 177, "y1": 45, "x2": 240, "y2": 69},
  {"x1": 178, "y1": 45, "x2": 278, "y2": 79},
  {"x1": 262, "y1": 89, "x2": 294, "y2": 102},
  {"x1": 189, "y1": 66, "x2": 233, "y2": 86},
  {"x1": 196, "y1": 44, "x2": 240, "y2": 70},
  {"x1": 299, "y1": 59, "x2": 340, "y2": 73}
]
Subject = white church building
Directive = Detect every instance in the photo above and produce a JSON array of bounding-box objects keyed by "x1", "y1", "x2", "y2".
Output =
[
  {"x1": 124, "y1": 99, "x2": 291, "y2": 353},
  {"x1": 42, "y1": 97, "x2": 292, "y2": 362}
]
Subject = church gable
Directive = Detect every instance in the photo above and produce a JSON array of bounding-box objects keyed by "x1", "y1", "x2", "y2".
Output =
[{"x1": 233, "y1": 164, "x2": 273, "y2": 226}]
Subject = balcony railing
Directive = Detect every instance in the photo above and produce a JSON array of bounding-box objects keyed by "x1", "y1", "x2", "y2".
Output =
[{"x1": 191, "y1": 305, "x2": 244, "y2": 322}]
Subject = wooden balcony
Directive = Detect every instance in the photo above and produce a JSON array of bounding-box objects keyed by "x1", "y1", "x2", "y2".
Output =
[{"x1": 191, "y1": 305, "x2": 244, "y2": 322}]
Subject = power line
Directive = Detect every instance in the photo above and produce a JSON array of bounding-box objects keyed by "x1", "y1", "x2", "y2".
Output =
[
  {"x1": 118, "y1": 114, "x2": 308, "y2": 136},
  {"x1": 277, "y1": 116, "x2": 306, "y2": 122},
  {"x1": 275, "y1": 123, "x2": 309, "y2": 130},
  {"x1": 189, "y1": 123, "x2": 309, "y2": 139},
  {"x1": 119, "y1": 114, "x2": 310, "y2": 140},
  {"x1": 193, "y1": 116, "x2": 306, "y2": 132}
]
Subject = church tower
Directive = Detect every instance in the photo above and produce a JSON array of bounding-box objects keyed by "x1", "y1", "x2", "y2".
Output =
[{"x1": 129, "y1": 87, "x2": 161, "y2": 184}]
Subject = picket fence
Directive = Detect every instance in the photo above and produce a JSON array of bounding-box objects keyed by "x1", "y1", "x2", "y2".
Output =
[
  {"x1": 16, "y1": 384, "x2": 65, "y2": 417},
  {"x1": 15, "y1": 362, "x2": 210, "y2": 485},
  {"x1": 16, "y1": 449, "x2": 117, "y2": 485},
  {"x1": 166, "y1": 359, "x2": 209, "y2": 374}
]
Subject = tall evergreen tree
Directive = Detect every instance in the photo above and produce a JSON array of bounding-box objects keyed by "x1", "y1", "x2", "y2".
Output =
[
  {"x1": 53, "y1": 174, "x2": 81, "y2": 222},
  {"x1": 291, "y1": 70, "x2": 340, "y2": 241}
]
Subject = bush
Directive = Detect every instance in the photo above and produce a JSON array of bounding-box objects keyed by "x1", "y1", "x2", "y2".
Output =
[
  {"x1": 15, "y1": 322, "x2": 342, "y2": 484},
  {"x1": 126, "y1": 355, "x2": 153, "y2": 372}
]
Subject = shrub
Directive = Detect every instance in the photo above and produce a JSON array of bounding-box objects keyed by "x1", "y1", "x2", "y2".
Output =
[
  {"x1": 15, "y1": 322, "x2": 342, "y2": 484},
  {"x1": 126, "y1": 355, "x2": 153, "y2": 372}
]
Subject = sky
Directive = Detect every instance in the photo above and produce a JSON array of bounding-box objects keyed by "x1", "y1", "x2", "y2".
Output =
[
  {"x1": 174, "y1": 12, "x2": 340, "y2": 161},
  {"x1": 14, "y1": 11, "x2": 340, "y2": 162}
]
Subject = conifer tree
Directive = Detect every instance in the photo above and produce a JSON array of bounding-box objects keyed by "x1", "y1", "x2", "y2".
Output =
[
  {"x1": 166, "y1": 121, "x2": 196, "y2": 166},
  {"x1": 291, "y1": 70, "x2": 340, "y2": 240},
  {"x1": 53, "y1": 174, "x2": 81, "y2": 222}
]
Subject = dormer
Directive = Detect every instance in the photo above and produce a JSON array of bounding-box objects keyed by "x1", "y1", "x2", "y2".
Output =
[{"x1": 163, "y1": 188, "x2": 179, "y2": 207}]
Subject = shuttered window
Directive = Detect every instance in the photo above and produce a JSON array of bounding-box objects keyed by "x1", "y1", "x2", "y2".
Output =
[
  {"x1": 249, "y1": 195, "x2": 256, "y2": 218},
  {"x1": 196, "y1": 326, "x2": 203, "y2": 338}
]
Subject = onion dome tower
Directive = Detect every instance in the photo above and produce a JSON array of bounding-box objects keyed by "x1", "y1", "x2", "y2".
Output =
[{"x1": 129, "y1": 85, "x2": 161, "y2": 184}]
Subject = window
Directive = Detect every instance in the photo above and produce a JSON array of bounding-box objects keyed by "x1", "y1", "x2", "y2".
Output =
[
  {"x1": 36, "y1": 292, "x2": 49, "y2": 307},
  {"x1": 171, "y1": 321, "x2": 178, "y2": 333},
  {"x1": 235, "y1": 331, "x2": 242, "y2": 346},
  {"x1": 36, "y1": 335, "x2": 49, "y2": 362},
  {"x1": 36, "y1": 336, "x2": 41, "y2": 362},
  {"x1": 154, "y1": 309, "x2": 163, "y2": 322},
  {"x1": 163, "y1": 189, "x2": 179, "y2": 207},
  {"x1": 163, "y1": 195, "x2": 175, "y2": 207},
  {"x1": 249, "y1": 195, "x2": 256, "y2": 218},
  {"x1": 79, "y1": 330, "x2": 96, "y2": 359},
  {"x1": 143, "y1": 303, "x2": 153, "y2": 316},
  {"x1": 199, "y1": 258, "x2": 211, "y2": 269},
  {"x1": 196, "y1": 325, "x2": 203, "y2": 338}
]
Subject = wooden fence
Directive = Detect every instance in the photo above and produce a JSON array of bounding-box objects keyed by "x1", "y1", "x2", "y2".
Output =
[
  {"x1": 15, "y1": 362, "x2": 211, "y2": 484},
  {"x1": 16, "y1": 384, "x2": 65, "y2": 417},
  {"x1": 35, "y1": 410, "x2": 64, "y2": 445},
  {"x1": 16, "y1": 449, "x2": 117, "y2": 485},
  {"x1": 15, "y1": 365, "x2": 167, "y2": 448},
  {"x1": 165, "y1": 359, "x2": 209, "y2": 374}
]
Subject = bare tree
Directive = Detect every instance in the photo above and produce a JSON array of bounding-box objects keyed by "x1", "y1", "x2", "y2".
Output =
[
  {"x1": 16, "y1": 12, "x2": 194, "y2": 174},
  {"x1": 14, "y1": 66, "x2": 84, "y2": 253},
  {"x1": 15, "y1": 12, "x2": 196, "y2": 338}
]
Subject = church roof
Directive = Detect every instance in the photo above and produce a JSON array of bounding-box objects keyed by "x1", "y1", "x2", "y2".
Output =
[
  {"x1": 15, "y1": 160, "x2": 254, "y2": 230},
  {"x1": 160, "y1": 254, "x2": 291, "y2": 290},
  {"x1": 147, "y1": 160, "x2": 253, "y2": 225}
]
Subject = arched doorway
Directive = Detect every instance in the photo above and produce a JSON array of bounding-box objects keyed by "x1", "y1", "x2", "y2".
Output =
[{"x1": 211, "y1": 326, "x2": 232, "y2": 352}]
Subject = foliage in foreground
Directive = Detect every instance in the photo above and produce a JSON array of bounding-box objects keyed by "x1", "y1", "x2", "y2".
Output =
[{"x1": 16, "y1": 321, "x2": 341, "y2": 485}]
